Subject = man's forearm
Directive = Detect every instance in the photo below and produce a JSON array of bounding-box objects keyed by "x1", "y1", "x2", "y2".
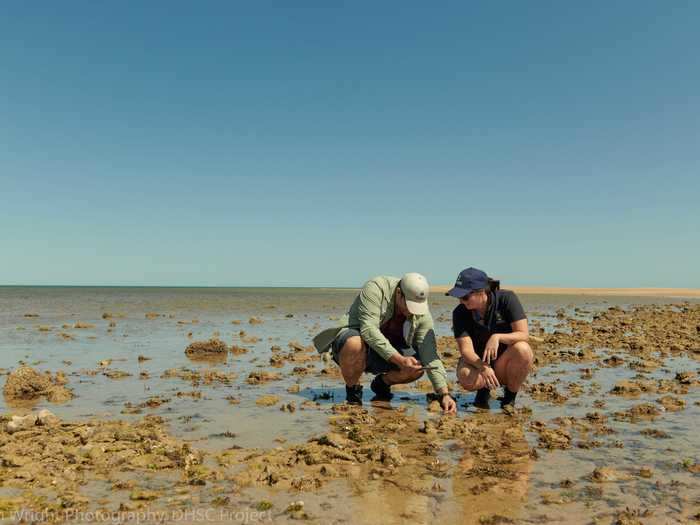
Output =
[{"x1": 388, "y1": 352, "x2": 405, "y2": 365}]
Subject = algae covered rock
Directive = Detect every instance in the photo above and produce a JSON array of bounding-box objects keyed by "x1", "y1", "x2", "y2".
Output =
[{"x1": 3, "y1": 366, "x2": 74, "y2": 404}]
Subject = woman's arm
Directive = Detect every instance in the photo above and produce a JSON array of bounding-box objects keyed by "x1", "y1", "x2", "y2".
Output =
[
  {"x1": 496, "y1": 318, "x2": 529, "y2": 345},
  {"x1": 482, "y1": 319, "x2": 529, "y2": 363},
  {"x1": 456, "y1": 335, "x2": 484, "y2": 369}
]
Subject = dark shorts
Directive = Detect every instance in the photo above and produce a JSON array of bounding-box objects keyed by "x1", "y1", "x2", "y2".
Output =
[
  {"x1": 475, "y1": 343, "x2": 509, "y2": 361},
  {"x1": 457, "y1": 343, "x2": 510, "y2": 376},
  {"x1": 331, "y1": 328, "x2": 413, "y2": 375}
]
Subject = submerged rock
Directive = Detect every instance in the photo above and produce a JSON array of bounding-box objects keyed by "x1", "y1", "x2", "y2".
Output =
[
  {"x1": 247, "y1": 371, "x2": 282, "y2": 385},
  {"x1": 657, "y1": 395, "x2": 686, "y2": 412},
  {"x1": 589, "y1": 466, "x2": 627, "y2": 482},
  {"x1": 255, "y1": 395, "x2": 280, "y2": 407}
]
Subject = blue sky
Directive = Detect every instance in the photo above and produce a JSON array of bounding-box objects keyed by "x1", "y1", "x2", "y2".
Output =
[{"x1": 1, "y1": 1, "x2": 698, "y2": 287}]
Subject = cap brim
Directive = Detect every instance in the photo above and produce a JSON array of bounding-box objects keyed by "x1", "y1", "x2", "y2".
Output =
[
  {"x1": 405, "y1": 299, "x2": 429, "y2": 316},
  {"x1": 446, "y1": 287, "x2": 470, "y2": 298}
]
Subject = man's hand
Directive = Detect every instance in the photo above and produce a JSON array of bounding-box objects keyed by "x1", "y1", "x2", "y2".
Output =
[
  {"x1": 441, "y1": 394, "x2": 457, "y2": 414},
  {"x1": 482, "y1": 334, "x2": 500, "y2": 364},
  {"x1": 480, "y1": 365, "x2": 500, "y2": 389},
  {"x1": 390, "y1": 354, "x2": 422, "y2": 372}
]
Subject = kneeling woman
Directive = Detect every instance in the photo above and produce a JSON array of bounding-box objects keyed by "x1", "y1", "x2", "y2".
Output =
[{"x1": 447, "y1": 267, "x2": 533, "y2": 408}]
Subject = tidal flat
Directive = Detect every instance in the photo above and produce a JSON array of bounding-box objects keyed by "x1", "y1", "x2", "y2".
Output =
[{"x1": 0, "y1": 286, "x2": 698, "y2": 524}]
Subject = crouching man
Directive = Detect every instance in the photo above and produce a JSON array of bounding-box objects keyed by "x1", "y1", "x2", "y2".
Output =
[
  {"x1": 313, "y1": 273, "x2": 456, "y2": 413},
  {"x1": 447, "y1": 267, "x2": 533, "y2": 409}
]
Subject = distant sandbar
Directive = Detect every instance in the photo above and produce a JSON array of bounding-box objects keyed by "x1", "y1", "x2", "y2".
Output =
[{"x1": 431, "y1": 286, "x2": 700, "y2": 298}]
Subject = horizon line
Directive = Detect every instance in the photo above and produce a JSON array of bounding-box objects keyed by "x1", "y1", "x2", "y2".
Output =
[{"x1": 1, "y1": 283, "x2": 699, "y2": 298}]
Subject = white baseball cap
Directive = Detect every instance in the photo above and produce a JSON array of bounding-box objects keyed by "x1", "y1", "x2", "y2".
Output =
[{"x1": 400, "y1": 272, "x2": 430, "y2": 315}]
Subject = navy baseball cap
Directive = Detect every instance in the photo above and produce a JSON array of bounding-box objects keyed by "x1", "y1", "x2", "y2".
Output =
[{"x1": 446, "y1": 267, "x2": 489, "y2": 298}]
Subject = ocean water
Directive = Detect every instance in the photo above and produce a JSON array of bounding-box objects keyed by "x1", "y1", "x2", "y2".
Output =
[{"x1": 0, "y1": 286, "x2": 696, "y2": 448}]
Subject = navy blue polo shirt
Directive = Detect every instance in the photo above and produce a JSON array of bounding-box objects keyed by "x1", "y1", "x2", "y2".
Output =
[{"x1": 452, "y1": 290, "x2": 526, "y2": 355}]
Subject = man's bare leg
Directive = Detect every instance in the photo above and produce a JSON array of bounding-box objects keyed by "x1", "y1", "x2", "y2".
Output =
[{"x1": 338, "y1": 336, "x2": 366, "y2": 386}]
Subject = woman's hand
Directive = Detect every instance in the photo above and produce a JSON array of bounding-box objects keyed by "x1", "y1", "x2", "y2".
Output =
[
  {"x1": 480, "y1": 365, "x2": 500, "y2": 389},
  {"x1": 482, "y1": 334, "x2": 500, "y2": 364}
]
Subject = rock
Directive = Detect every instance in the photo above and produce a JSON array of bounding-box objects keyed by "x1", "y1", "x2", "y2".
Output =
[
  {"x1": 249, "y1": 317, "x2": 264, "y2": 325},
  {"x1": 3, "y1": 366, "x2": 52, "y2": 400},
  {"x1": 590, "y1": 466, "x2": 626, "y2": 482},
  {"x1": 541, "y1": 491, "x2": 569, "y2": 505},
  {"x1": 229, "y1": 345, "x2": 249, "y2": 355},
  {"x1": 536, "y1": 428, "x2": 571, "y2": 450},
  {"x1": 73, "y1": 321, "x2": 95, "y2": 329},
  {"x1": 427, "y1": 400, "x2": 442, "y2": 413},
  {"x1": 657, "y1": 395, "x2": 686, "y2": 412},
  {"x1": 640, "y1": 428, "x2": 670, "y2": 439},
  {"x1": 255, "y1": 395, "x2": 280, "y2": 407},
  {"x1": 610, "y1": 380, "x2": 642, "y2": 396},
  {"x1": 54, "y1": 371, "x2": 68, "y2": 385},
  {"x1": 129, "y1": 489, "x2": 160, "y2": 501},
  {"x1": 246, "y1": 371, "x2": 281, "y2": 384},
  {"x1": 36, "y1": 409, "x2": 60, "y2": 426},
  {"x1": 3, "y1": 366, "x2": 73, "y2": 403},
  {"x1": 380, "y1": 443, "x2": 404, "y2": 466},
  {"x1": 103, "y1": 370, "x2": 132, "y2": 380},
  {"x1": 319, "y1": 465, "x2": 338, "y2": 477},
  {"x1": 614, "y1": 403, "x2": 661, "y2": 421},
  {"x1": 314, "y1": 432, "x2": 350, "y2": 449},
  {"x1": 5, "y1": 414, "x2": 38, "y2": 434},
  {"x1": 638, "y1": 466, "x2": 653, "y2": 478},
  {"x1": 286, "y1": 501, "x2": 304, "y2": 513},
  {"x1": 420, "y1": 420, "x2": 436, "y2": 434},
  {"x1": 675, "y1": 371, "x2": 696, "y2": 385},
  {"x1": 185, "y1": 339, "x2": 228, "y2": 356}
]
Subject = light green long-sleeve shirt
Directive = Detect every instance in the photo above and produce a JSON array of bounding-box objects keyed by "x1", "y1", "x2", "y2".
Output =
[{"x1": 314, "y1": 276, "x2": 448, "y2": 393}]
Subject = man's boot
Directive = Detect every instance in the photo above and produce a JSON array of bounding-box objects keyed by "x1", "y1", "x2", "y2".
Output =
[
  {"x1": 345, "y1": 384, "x2": 363, "y2": 405},
  {"x1": 370, "y1": 374, "x2": 393, "y2": 401},
  {"x1": 473, "y1": 388, "x2": 491, "y2": 409}
]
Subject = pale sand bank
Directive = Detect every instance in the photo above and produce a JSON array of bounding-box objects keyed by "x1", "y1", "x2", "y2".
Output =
[{"x1": 430, "y1": 286, "x2": 700, "y2": 298}]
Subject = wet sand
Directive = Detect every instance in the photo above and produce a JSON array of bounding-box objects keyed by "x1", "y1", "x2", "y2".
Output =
[{"x1": 0, "y1": 287, "x2": 699, "y2": 524}]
